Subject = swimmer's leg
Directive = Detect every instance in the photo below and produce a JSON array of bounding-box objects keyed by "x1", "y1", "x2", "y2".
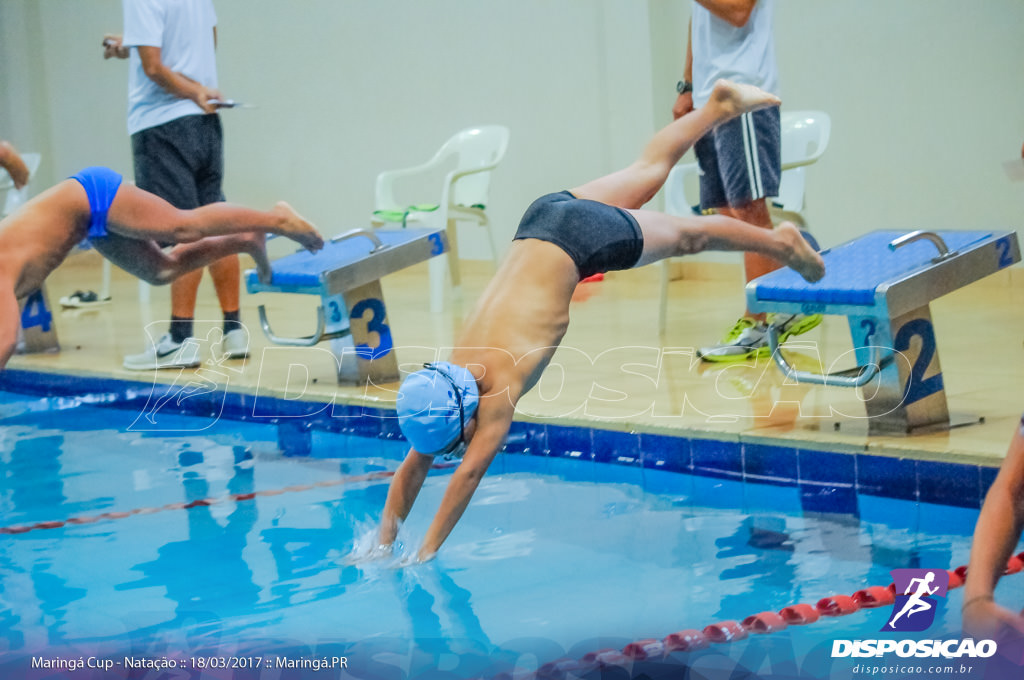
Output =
[
  {"x1": 92, "y1": 230, "x2": 274, "y2": 285},
  {"x1": 572, "y1": 80, "x2": 780, "y2": 210},
  {"x1": 104, "y1": 183, "x2": 323, "y2": 253},
  {"x1": 630, "y1": 212, "x2": 824, "y2": 283}
]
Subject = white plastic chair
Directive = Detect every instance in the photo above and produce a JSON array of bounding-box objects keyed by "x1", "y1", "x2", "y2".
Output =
[
  {"x1": 769, "y1": 110, "x2": 832, "y2": 228},
  {"x1": 657, "y1": 110, "x2": 831, "y2": 334},
  {"x1": 371, "y1": 125, "x2": 510, "y2": 311}
]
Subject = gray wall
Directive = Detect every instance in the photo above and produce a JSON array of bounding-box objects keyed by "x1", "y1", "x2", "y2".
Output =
[{"x1": 3, "y1": 1, "x2": 1023, "y2": 263}]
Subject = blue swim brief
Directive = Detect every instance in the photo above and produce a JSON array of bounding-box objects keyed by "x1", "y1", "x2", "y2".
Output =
[{"x1": 70, "y1": 166, "x2": 123, "y2": 239}]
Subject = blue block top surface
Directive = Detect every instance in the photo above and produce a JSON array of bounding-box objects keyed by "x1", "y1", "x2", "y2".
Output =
[
  {"x1": 247, "y1": 228, "x2": 441, "y2": 289},
  {"x1": 751, "y1": 230, "x2": 996, "y2": 307}
]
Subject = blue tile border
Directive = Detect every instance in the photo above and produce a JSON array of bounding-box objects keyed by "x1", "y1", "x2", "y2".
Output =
[
  {"x1": 743, "y1": 442, "x2": 798, "y2": 487},
  {"x1": 0, "y1": 368, "x2": 998, "y2": 511},
  {"x1": 691, "y1": 437, "x2": 743, "y2": 480},
  {"x1": 856, "y1": 453, "x2": 917, "y2": 501}
]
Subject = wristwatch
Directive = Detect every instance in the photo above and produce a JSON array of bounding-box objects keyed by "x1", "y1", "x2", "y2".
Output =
[{"x1": 676, "y1": 80, "x2": 693, "y2": 95}]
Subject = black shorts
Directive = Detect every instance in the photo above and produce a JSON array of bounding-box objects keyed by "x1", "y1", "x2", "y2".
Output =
[
  {"x1": 131, "y1": 113, "x2": 225, "y2": 210},
  {"x1": 513, "y1": 191, "x2": 643, "y2": 279}
]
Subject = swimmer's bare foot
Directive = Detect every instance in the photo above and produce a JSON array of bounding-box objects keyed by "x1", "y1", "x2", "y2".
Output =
[
  {"x1": 272, "y1": 201, "x2": 324, "y2": 253},
  {"x1": 776, "y1": 221, "x2": 824, "y2": 283},
  {"x1": 708, "y1": 79, "x2": 780, "y2": 122},
  {"x1": 241, "y1": 231, "x2": 273, "y2": 284}
]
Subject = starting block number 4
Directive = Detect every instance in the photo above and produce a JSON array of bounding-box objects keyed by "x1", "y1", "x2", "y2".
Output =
[{"x1": 17, "y1": 286, "x2": 59, "y2": 355}]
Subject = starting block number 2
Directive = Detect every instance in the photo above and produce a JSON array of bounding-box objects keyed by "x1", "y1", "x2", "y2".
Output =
[{"x1": 861, "y1": 314, "x2": 943, "y2": 408}]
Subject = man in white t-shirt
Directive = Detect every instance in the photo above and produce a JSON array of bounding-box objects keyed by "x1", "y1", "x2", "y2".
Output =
[
  {"x1": 104, "y1": 0, "x2": 248, "y2": 370},
  {"x1": 672, "y1": 0, "x2": 822, "y2": 362}
]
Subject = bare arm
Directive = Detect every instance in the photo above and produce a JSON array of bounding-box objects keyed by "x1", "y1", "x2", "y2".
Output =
[
  {"x1": 379, "y1": 448, "x2": 435, "y2": 546},
  {"x1": 0, "y1": 140, "x2": 30, "y2": 190},
  {"x1": 0, "y1": 278, "x2": 20, "y2": 370},
  {"x1": 672, "y1": 20, "x2": 694, "y2": 120},
  {"x1": 963, "y1": 424, "x2": 1024, "y2": 637},
  {"x1": 417, "y1": 399, "x2": 514, "y2": 561},
  {"x1": 136, "y1": 45, "x2": 222, "y2": 113},
  {"x1": 695, "y1": 0, "x2": 757, "y2": 27}
]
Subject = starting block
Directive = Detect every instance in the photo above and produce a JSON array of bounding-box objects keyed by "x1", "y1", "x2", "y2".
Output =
[
  {"x1": 747, "y1": 229, "x2": 1020, "y2": 434},
  {"x1": 16, "y1": 286, "x2": 60, "y2": 356},
  {"x1": 246, "y1": 227, "x2": 448, "y2": 385}
]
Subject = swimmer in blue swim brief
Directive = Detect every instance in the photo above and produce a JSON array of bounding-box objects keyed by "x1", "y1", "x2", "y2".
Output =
[
  {"x1": 0, "y1": 163, "x2": 324, "y2": 370},
  {"x1": 378, "y1": 80, "x2": 825, "y2": 562}
]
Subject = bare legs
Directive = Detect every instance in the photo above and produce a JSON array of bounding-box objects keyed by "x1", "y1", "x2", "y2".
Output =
[
  {"x1": 105, "y1": 183, "x2": 323, "y2": 253},
  {"x1": 169, "y1": 255, "x2": 240, "y2": 320},
  {"x1": 561, "y1": 80, "x2": 819, "y2": 283},
  {"x1": 85, "y1": 181, "x2": 318, "y2": 285},
  {"x1": 91, "y1": 229, "x2": 274, "y2": 285},
  {"x1": 723, "y1": 199, "x2": 777, "y2": 321},
  {"x1": 571, "y1": 80, "x2": 780, "y2": 210},
  {"x1": 632, "y1": 211, "x2": 824, "y2": 283}
]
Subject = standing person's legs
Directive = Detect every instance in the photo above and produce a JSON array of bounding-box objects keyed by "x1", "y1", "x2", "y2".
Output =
[
  {"x1": 694, "y1": 106, "x2": 822, "y2": 361},
  {"x1": 190, "y1": 115, "x2": 248, "y2": 358},
  {"x1": 125, "y1": 114, "x2": 230, "y2": 368}
]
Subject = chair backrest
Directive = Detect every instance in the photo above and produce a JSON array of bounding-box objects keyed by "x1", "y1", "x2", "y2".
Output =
[
  {"x1": 780, "y1": 111, "x2": 831, "y2": 168},
  {"x1": 440, "y1": 125, "x2": 510, "y2": 207},
  {"x1": 1, "y1": 152, "x2": 42, "y2": 216},
  {"x1": 775, "y1": 111, "x2": 831, "y2": 214},
  {"x1": 664, "y1": 162, "x2": 702, "y2": 217}
]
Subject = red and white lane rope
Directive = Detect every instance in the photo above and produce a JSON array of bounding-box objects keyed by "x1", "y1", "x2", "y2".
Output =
[
  {"x1": 0, "y1": 462, "x2": 458, "y2": 535},
  {"x1": 532, "y1": 555, "x2": 1024, "y2": 677}
]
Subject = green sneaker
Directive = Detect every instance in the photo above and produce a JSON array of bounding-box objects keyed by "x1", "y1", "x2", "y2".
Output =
[{"x1": 698, "y1": 314, "x2": 823, "y2": 363}]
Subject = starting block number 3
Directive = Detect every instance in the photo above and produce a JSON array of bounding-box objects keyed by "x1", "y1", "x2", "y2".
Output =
[{"x1": 351, "y1": 298, "x2": 393, "y2": 360}]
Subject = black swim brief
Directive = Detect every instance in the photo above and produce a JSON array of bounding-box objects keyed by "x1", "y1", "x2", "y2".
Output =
[{"x1": 513, "y1": 191, "x2": 643, "y2": 279}]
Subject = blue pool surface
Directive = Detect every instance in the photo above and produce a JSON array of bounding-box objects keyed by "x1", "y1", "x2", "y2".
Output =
[{"x1": 1, "y1": 387, "x2": 1022, "y2": 680}]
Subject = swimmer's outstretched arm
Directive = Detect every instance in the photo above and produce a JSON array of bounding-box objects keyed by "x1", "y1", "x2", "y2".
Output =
[
  {"x1": 416, "y1": 400, "x2": 514, "y2": 561},
  {"x1": 0, "y1": 278, "x2": 18, "y2": 370},
  {"x1": 380, "y1": 449, "x2": 435, "y2": 547},
  {"x1": 963, "y1": 423, "x2": 1024, "y2": 637}
]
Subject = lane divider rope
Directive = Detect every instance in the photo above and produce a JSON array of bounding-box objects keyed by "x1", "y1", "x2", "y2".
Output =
[
  {"x1": 531, "y1": 555, "x2": 1024, "y2": 678},
  {"x1": 0, "y1": 461, "x2": 457, "y2": 535}
]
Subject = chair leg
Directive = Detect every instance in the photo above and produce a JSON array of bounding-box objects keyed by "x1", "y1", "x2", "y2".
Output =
[
  {"x1": 481, "y1": 214, "x2": 501, "y2": 270},
  {"x1": 658, "y1": 260, "x2": 671, "y2": 336},
  {"x1": 428, "y1": 257, "x2": 445, "y2": 314},
  {"x1": 100, "y1": 260, "x2": 112, "y2": 301},
  {"x1": 446, "y1": 218, "x2": 462, "y2": 290}
]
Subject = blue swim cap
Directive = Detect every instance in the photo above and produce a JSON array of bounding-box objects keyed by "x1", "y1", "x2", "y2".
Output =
[{"x1": 397, "y1": 362, "x2": 480, "y2": 455}]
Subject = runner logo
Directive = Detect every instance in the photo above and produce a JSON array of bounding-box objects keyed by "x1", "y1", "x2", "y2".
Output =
[{"x1": 883, "y1": 568, "x2": 948, "y2": 632}]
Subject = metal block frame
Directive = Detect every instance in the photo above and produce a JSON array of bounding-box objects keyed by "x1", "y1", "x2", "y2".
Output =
[
  {"x1": 246, "y1": 227, "x2": 448, "y2": 385},
  {"x1": 749, "y1": 229, "x2": 1020, "y2": 435}
]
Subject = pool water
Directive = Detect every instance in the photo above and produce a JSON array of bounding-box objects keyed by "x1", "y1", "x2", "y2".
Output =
[{"x1": 0, "y1": 389, "x2": 1021, "y2": 679}]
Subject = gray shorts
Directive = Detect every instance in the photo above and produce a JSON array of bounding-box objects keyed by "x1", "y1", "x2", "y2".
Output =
[
  {"x1": 131, "y1": 113, "x2": 225, "y2": 210},
  {"x1": 694, "y1": 107, "x2": 780, "y2": 210}
]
